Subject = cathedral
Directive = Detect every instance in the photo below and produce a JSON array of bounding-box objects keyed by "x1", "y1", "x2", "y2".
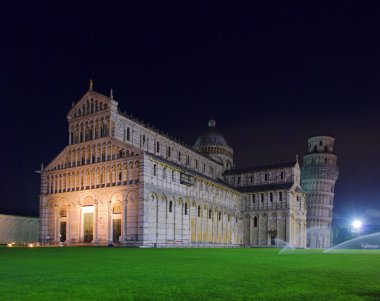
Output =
[{"x1": 39, "y1": 84, "x2": 338, "y2": 248}]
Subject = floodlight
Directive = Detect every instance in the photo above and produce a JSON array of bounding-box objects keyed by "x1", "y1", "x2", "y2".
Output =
[{"x1": 352, "y1": 220, "x2": 362, "y2": 230}]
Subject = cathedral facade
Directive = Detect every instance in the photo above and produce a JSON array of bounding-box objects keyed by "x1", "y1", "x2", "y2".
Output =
[{"x1": 39, "y1": 86, "x2": 337, "y2": 248}]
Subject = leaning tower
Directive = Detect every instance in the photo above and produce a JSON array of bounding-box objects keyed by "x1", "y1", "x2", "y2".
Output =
[{"x1": 301, "y1": 136, "x2": 339, "y2": 248}]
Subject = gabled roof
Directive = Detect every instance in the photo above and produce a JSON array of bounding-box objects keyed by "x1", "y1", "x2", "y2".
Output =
[{"x1": 223, "y1": 161, "x2": 297, "y2": 176}]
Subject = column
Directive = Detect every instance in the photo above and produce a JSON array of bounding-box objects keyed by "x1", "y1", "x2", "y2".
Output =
[
  {"x1": 93, "y1": 202, "x2": 98, "y2": 242},
  {"x1": 78, "y1": 205, "x2": 81, "y2": 242},
  {"x1": 121, "y1": 202, "x2": 127, "y2": 242},
  {"x1": 107, "y1": 201, "x2": 112, "y2": 243},
  {"x1": 66, "y1": 205, "x2": 71, "y2": 242},
  {"x1": 54, "y1": 207, "x2": 59, "y2": 242}
]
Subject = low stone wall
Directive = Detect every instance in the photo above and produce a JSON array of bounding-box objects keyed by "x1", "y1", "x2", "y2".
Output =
[{"x1": 0, "y1": 214, "x2": 39, "y2": 244}]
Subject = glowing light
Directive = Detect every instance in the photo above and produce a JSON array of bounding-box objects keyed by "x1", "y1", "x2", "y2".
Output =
[
  {"x1": 27, "y1": 243, "x2": 34, "y2": 248},
  {"x1": 352, "y1": 220, "x2": 362, "y2": 230},
  {"x1": 7, "y1": 243, "x2": 13, "y2": 247}
]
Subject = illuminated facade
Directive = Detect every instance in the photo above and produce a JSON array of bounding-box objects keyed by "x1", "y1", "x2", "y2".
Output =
[{"x1": 39, "y1": 85, "x2": 309, "y2": 247}]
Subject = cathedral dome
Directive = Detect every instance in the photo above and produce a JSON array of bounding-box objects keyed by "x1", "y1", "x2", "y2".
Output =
[{"x1": 194, "y1": 117, "x2": 229, "y2": 147}]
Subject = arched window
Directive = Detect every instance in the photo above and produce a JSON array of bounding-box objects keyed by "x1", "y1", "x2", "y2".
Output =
[
  {"x1": 100, "y1": 124, "x2": 104, "y2": 138},
  {"x1": 197, "y1": 206, "x2": 201, "y2": 217},
  {"x1": 254, "y1": 216, "x2": 258, "y2": 227},
  {"x1": 218, "y1": 211, "x2": 221, "y2": 221},
  {"x1": 127, "y1": 128, "x2": 130, "y2": 141},
  {"x1": 169, "y1": 201, "x2": 173, "y2": 213},
  {"x1": 184, "y1": 203, "x2": 188, "y2": 215},
  {"x1": 208, "y1": 209, "x2": 212, "y2": 219},
  {"x1": 153, "y1": 164, "x2": 157, "y2": 176},
  {"x1": 156, "y1": 141, "x2": 160, "y2": 153}
]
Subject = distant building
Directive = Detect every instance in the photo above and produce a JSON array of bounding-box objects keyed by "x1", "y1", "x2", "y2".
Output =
[
  {"x1": 0, "y1": 214, "x2": 39, "y2": 244},
  {"x1": 39, "y1": 84, "x2": 338, "y2": 248}
]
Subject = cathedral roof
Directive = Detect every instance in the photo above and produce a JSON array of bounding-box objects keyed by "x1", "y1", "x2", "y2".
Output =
[
  {"x1": 194, "y1": 117, "x2": 229, "y2": 147},
  {"x1": 223, "y1": 161, "x2": 297, "y2": 175},
  {"x1": 236, "y1": 182, "x2": 295, "y2": 193},
  {"x1": 147, "y1": 152, "x2": 239, "y2": 192}
]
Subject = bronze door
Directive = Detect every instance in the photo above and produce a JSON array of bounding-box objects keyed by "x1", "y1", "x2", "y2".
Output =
[
  {"x1": 83, "y1": 213, "x2": 93, "y2": 243},
  {"x1": 60, "y1": 221, "x2": 67, "y2": 242},
  {"x1": 113, "y1": 219, "x2": 121, "y2": 243}
]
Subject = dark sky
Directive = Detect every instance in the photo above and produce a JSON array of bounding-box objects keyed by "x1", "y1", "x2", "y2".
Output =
[{"x1": 1, "y1": 2, "x2": 379, "y2": 224}]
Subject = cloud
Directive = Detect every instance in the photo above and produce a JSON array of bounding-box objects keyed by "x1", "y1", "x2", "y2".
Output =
[{"x1": 365, "y1": 209, "x2": 380, "y2": 218}]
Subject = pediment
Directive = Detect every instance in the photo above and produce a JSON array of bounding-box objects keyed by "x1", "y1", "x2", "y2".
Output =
[{"x1": 67, "y1": 90, "x2": 115, "y2": 120}]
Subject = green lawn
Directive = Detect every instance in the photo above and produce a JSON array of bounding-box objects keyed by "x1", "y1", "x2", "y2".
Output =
[{"x1": 1, "y1": 247, "x2": 379, "y2": 301}]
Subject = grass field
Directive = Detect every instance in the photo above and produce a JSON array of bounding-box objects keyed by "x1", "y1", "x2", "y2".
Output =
[{"x1": 1, "y1": 247, "x2": 380, "y2": 301}]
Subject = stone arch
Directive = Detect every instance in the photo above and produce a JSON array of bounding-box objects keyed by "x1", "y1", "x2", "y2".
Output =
[
  {"x1": 112, "y1": 201, "x2": 123, "y2": 214},
  {"x1": 110, "y1": 192, "x2": 124, "y2": 205},
  {"x1": 48, "y1": 198, "x2": 59, "y2": 208},
  {"x1": 80, "y1": 194, "x2": 95, "y2": 206},
  {"x1": 149, "y1": 192, "x2": 158, "y2": 202},
  {"x1": 127, "y1": 190, "x2": 138, "y2": 203}
]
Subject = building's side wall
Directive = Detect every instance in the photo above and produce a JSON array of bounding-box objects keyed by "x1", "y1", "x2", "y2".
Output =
[
  {"x1": 113, "y1": 113, "x2": 226, "y2": 179},
  {"x1": 240, "y1": 189, "x2": 307, "y2": 248},
  {"x1": 0, "y1": 214, "x2": 39, "y2": 244},
  {"x1": 141, "y1": 154, "x2": 240, "y2": 247}
]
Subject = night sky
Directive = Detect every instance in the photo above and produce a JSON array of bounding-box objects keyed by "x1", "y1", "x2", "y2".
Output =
[{"x1": 1, "y1": 2, "x2": 379, "y2": 225}]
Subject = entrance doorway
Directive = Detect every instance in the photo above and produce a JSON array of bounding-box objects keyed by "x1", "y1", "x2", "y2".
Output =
[
  {"x1": 113, "y1": 219, "x2": 121, "y2": 243},
  {"x1": 83, "y1": 213, "x2": 93, "y2": 243},
  {"x1": 60, "y1": 221, "x2": 67, "y2": 242},
  {"x1": 271, "y1": 235, "x2": 276, "y2": 246}
]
